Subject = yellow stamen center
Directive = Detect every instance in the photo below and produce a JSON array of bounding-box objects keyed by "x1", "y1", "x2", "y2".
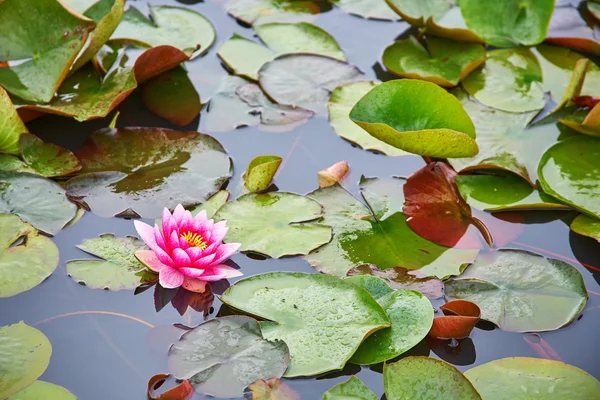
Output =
[{"x1": 180, "y1": 231, "x2": 208, "y2": 249}]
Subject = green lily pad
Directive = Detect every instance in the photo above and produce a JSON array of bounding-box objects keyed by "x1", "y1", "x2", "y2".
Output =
[
  {"x1": 213, "y1": 192, "x2": 332, "y2": 258},
  {"x1": 445, "y1": 249, "x2": 587, "y2": 332},
  {"x1": 217, "y1": 34, "x2": 276, "y2": 81},
  {"x1": 0, "y1": 155, "x2": 33, "y2": 174},
  {"x1": 243, "y1": 155, "x2": 282, "y2": 192},
  {"x1": 538, "y1": 135, "x2": 600, "y2": 218},
  {"x1": 224, "y1": 0, "x2": 323, "y2": 25},
  {"x1": 19, "y1": 134, "x2": 81, "y2": 178},
  {"x1": 0, "y1": 87, "x2": 27, "y2": 155},
  {"x1": 259, "y1": 53, "x2": 363, "y2": 112},
  {"x1": 0, "y1": 322, "x2": 52, "y2": 398},
  {"x1": 322, "y1": 376, "x2": 378, "y2": 400},
  {"x1": 382, "y1": 36, "x2": 485, "y2": 87},
  {"x1": 65, "y1": 128, "x2": 232, "y2": 218},
  {"x1": 67, "y1": 234, "x2": 148, "y2": 290},
  {"x1": 220, "y1": 272, "x2": 390, "y2": 377},
  {"x1": 0, "y1": 172, "x2": 78, "y2": 235},
  {"x1": 384, "y1": 357, "x2": 482, "y2": 400},
  {"x1": 330, "y1": 0, "x2": 399, "y2": 21},
  {"x1": 385, "y1": 0, "x2": 452, "y2": 25},
  {"x1": 447, "y1": 89, "x2": 555, "y2": 185},
  {"x1": 346, "y1": 276, "x2": 434, "y2": 365},
  {"x1": 328, "y1": 81, "x2": 408, "y2": 156},
  {"x1": 465, "y1": 357, "x2": 600, "y2": 399},
  {"x1": 571, "y1": 214, "x2": 600, "y2": 242},
  {"x1": 425, "y1": 7, "x2": 484, "y2": 44},
  {"x1": 256, "y1": 22, "x2": 345, "y2": 60},
  {"x1": 188, "y1": 190, "x2": 230, "y2": 219},
  {"x1": 111, "y1": 5, "x2": 215, "y2": 58},
  {"x1": 304, "y1": 179, "x2": 479, "y2": 279},
  {"x1": 142, "y1": 67, "x2": 201, "y2": 126},
  {"x1": 0, "y1": 214, "x2": 59, "y2": 298},
  {"x1": 168, "y1": 316, "x2": 290, "y2": 398},
  {"x1": 0, "y1": 0, "x2": 95, "y2": 102},
  {"x1": 349, "y1": 79, "x2": 479, "y2": 158},
  {"x1": 462, "y1": 47, "x2": 546, "y2": 113},
  {"x1": 460, "y1": 0, "x2": 555, "y2": 47},
  {"x1": 6, "y1": 381, "x2": 76, "y2": 400},
  {"x1": 559, "y1": 104, "x2": 600, "y2": 137},
  {"x1": 455, "y1": 174, "x2": 569, "y2": 211}
]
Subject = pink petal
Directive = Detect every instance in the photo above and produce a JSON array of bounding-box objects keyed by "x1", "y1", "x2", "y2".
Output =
[
  {"x1": 193, "y1": 209, "x2": 208, "y2": 224},
  {"x1": 168, "y1": 230, "x2": 180, "y2": 252},
  {"x1": 172, "y1": 248, "x2": 192, "y2": 267},
  {"x1": 193, "y1": 253, "x2": 216, "y2": 268},
  {"x1": 185, "y1": 246, "x2": 204, "y2": 262},
  {"x1": 211, "y1": 243, "x2": 241, "y2": 265},
  {"x1": 182, "y1": 277, "x2": 207, "y2": 293},
  {"x1": 154, "y1": 225, "x2": 168, "y2": 252},
  {"x1": 155, "y1": 246, "x2": 175, "y2": 267},
  {"x1": 203, "y1": 241, "x2": 220, "y2": 255},
  {"x1": 173, "y1": 204, "x2": 186, "y2": 223},
  {"x1": 134, "y1": 220, "x2": 157, "y2": 250},
  {"x1": 178, "y1": 237, "x2": 190, "y2": 250},
  {"x1": 159, "y1": 266, "x2": 184, "y2": 289},
  {"x1": 135, "y1": 250, "x2": 167, "y2": 272},
  {"x1": 162, "y1": 208, "x2": 178, "y2": 237},
  {"x1": 198, "y1": 265, "x2": 243, "y2": 281},
  {"x1": 179, "y1": 267, "x2": 206, "y2": 279},
  {"x1": 208, "y1": 222, "x2": 228, "y2": 244}
]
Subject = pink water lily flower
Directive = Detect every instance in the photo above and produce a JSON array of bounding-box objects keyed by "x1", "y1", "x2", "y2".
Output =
[{"x1": 134, "y1": 204, "x2": 242, "y2": 293}]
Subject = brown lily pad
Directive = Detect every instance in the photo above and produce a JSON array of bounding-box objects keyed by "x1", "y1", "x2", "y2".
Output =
[{"x1": 428, "y1": 300, "x2": 481, "y2": 339}]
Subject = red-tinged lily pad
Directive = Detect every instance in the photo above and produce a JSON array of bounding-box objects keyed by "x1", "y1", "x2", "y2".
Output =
[
  {"x1": 0, "y1": 214, "x2": 59, "y2": 298},
  {"x1": 382, "y1": 36, "x2": 485, "y2": 87},
  {"x1": 5, "y1": 380, "x2": 76, "y2": 400},
  {"x1": 572, "y1": 96, "x2": 600, "y2": 108},
  {"x1": 245, "y1": 378, "x2": 300, "y2": 400},
  {"x1": 19, "y1": 134, "x2": 81, "y2": 177},
  {"x1": 111, "y1": 5, "x2": 215, "y2": 58},
  {"x1": 65, "y1": 128, "x2": 232, "y2": 218},
  {"x1": 243, "y1": 155, "x2": 282, "y2": 192},
  {"x1": 559, "y1": 103, "x2": 600, "y2": 137},
  {"x1": 404, "y1": 162, "x2": 492, "y2": 248},
  {"x1": 147, "y1": 374, "x2": 193, "y2": 400},
  {"x1": 0, "y1": 0, "x2": 95, "y2": 102},
  {"x1": 571, "y1": 214, "x2": 600, "y2": 243},
  {"x1": 347, "y1": 264, "x2": 444, "y2": 299},
  {"x1": 545, "y1": 6, "x2": 600, "y2": 56},
  {"x1": 428, "y1": 300, "x2": 481, "y2": 339},
  {"x1": 142, "y1": 67, "x2": 201, "y2": 126},
  {"x1": 349, "y1": 79, "x2": 478, "y2": 158},
  {"x1": 0, "y1": 87, "x2": 27, "y2": 154},
  {"x1": 0, "y1": 322, "x2": 52, "y2": 398}
]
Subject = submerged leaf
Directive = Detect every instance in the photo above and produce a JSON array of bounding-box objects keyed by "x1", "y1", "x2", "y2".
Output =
[
  {"x1": 322, "y1": 376, "x2": 378, "y2": 400},
  {"x1": 428, "y1": 300, "x2": 481, "y2": 339},
  {"x1": 347, "y1": 265, "x2": 444, "y2": 299},
  {"x1": 168, "y1": 316, "x2": 290, "y2": 398},
  {"x1": 243, "y1": 155, "x2": 282, "y2": 192},
  {"x1": 570, "y1": 214, "x2": 600, "y2": 243},
  {"x1": 220, "y1": 272, "x2": 390, "y2": 377},
  {"x1": 0, "y1": 87, "x2": 27, "y2": 154}
]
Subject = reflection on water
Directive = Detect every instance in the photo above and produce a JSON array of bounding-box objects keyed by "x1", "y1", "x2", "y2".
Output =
[{"x1": 4, "y1": 1, "x2": 600, "y2": 399}]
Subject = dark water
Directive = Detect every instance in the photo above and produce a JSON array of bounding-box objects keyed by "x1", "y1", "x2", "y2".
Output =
[{"x1": 2, "y1": 1, "x2": 600, "y2": 399}]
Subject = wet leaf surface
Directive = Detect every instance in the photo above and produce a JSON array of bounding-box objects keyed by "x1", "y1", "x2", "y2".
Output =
[
  {"x1": 18, "y1": 134, "x2": 81, "y2": 177},
  {"x1": 214, "y1": 192, "x2": 332, "y2": 258},
  {"x1": 6, "y1": 380, "x2": 76, "y2": 400},
  {"x1": 349, "y1": 80, "x2": 479, "y2": 158},
  {"x1": 245, "y1": 378, "x2": 300, "y2": 400},
  {"x1": 244, "y1": 155, "x2": 282, "y2": 192},
  {"x1": 0, "y1": 322, "x2": 52, "y2": 398},
  {"x1": 570, "y1": 214, "x2": 600, "y2": 243},
  {"x1": 66, "y1": 128, "x2": 232, "y2": 218},
  {"x1": 322, "y1": 376, "x2": 377, "y2": 400},
  {"x1": 0, "y1": 87, "x2": 27, "y2": 154},
  {"x1": 67, "y1": 234, "x2": 148, "y2": 290},
  {"x1": 428, "y1": 300, "x2": 481, "y2": 339},
  {"x1": 347, "y1": 265, "x2": 444, "y2": 299},
  {"x1": 445, "y1": 249, "x2": 587, "y2": 332},
  {"x1": 168, "y1": 316, "x2": 290, "y2": 398},
  {"x1": 465, "y1": 357, "x2": 600, "y2": 399},
  {"x1": 220, "y1": 272, "x2": 390, "y2": 377}
]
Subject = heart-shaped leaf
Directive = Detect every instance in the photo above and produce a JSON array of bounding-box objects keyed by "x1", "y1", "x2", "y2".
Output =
[
  {"x1": 331, "y1": 0, "x2": 399, "y2": 21},
  {"x1": 349, "y1": 79, "x2": 478, "y2": 158},
  {"x1": 571, "y1": 214, "x2": 600, "y2": 243},
  {"x1": 246, "y1": 378, "x2": 300, "y2": 400},
  {"x1": 428, "y1": 300, "x2": 481, "y2": 339},
  {"x1": 0, "y1": 322, "x2": 52, "y2": 398},
  {"x1": 214, "y1": 192, "x2": 332, "y2": 258},
  {"x1": 384, "y1": 357, "x2": 482, "y2": 400},
  {"x1": 445, "y1": 249, "x2": 587, "y2": 332},
  {"x1": 460, "y1": 0, "x2": 555, "y2": 47},
  {"x1": 111, "y1": 5, "x2": 215, "y2": 58},
  {"x1": 18, "y1": 134, "x2": 81, "y2": 177},
  {"x1": 168, "y1": 316, "x2": 290, "y2": 398},
  {"x1": 243, "y1": 155, "x2": 282, "y2": 192},
  {"x1": 0, "y1": 0, "x2": 95, "y2": 102},
  {"x1": 0, "y1": 87, "x2": 27, "y2": 154},
  {"x1": 322, "y1": 376, "x2": 378, "y2": 400},
  {"x1": 217, "y1": 34, "x2": 276, "y2": 81},
  {"x1": 462, "y1": 47, "x2": 545, "y2": 113},
  {"x1": 67, "y1": 234, "x2": 148, "y2": 290},
  {"x1": 0, "y1": 172, "x2": 78, "y2": 235},
  {"x1": 346, "y1": 275, "x2": 434, "y2": 365},
  {"x1": 382, "y1": 36, "x2": 485, "y2": 87},
  {"x1": 66, "y1": 128, "x2": 232, "y2": 218},
  {"x1": 5, "y1": 380, "x2": 76, "y2": 400},
  {"x1": 465, "y1": 357, "x2": 600, "y2": 399},
  {"x1": 538, "y1": 135, "x2": 600, "y2": 218},
  {"x1": 220, "y1": 272, "x2": 390, "y2": 377},
  {"x1": 224, "y1": 0, "x2": 324, "y2": 25},
  {"x1": 347, "y1": 265, "x2": 444, "y2": 299},
  {"x1": 328, "y1": 81, "x2": 408, "y2": 156}
]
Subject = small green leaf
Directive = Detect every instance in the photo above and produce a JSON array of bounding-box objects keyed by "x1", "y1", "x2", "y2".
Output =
[
  {"x1": 0, "y1": 154, "x2": 33, "y2": 174},
  {"x1": 188, "y1": 190, "x2": 230, "y2": 219},
  {"x1": 384, "y1": 357, "x2": 482, "y2": 400},
  {"x1": 445, "y1": 250, "x2": 587, "y2": 332},
  {"x1": 214, "y1": 192, "x2": 332, "y2": 258},
  {"x1": 349, "y1": 79, "x2": 478, "y2": 158},
  {"x1": 6, "y1": 381, "x2": 76, "y2": 400},
  {"x1": 243, "y1": 155, "x2": 282, "y2": 192},
  {"x1": 571, "y1": 214, "x2": 600, "y2": 243},
  {"x1": 0, "y1": 322, "x2": 52, "y2": 398},
  {"x1": 322, "y1": 376, "x2": 378, "y2": 400},
  {"x1": 217, "y1": 34, "x2": 276, "y2": 81},
  {"x1": 220, "y1": 272, "x2": 390, "y2": 377},
  {"x1": 224, "y1": 0, "x2": 323, "y2": 25},
  {"x1": 465, "y1": 357, "x2": 600, "y2": 399},
  {"x1": 385, "y1": 0, "x2": 451, "y2": 25},
  {"x1": 19, "y1": 134, "x2": 81, "y2": 177},
  {"x1": 0, "y1": 87, "x2": 27, "y2": 155},
  {"x1": 168, "y1": 316, "x2": 290, "y2": 398},
  {"x1": 67, "y1": 234, "x2": 148, "y2": 290}
]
